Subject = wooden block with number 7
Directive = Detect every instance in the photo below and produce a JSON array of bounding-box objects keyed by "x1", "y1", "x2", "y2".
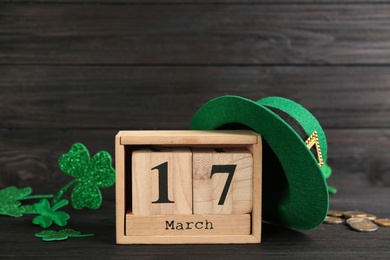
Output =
[
  {"x1": 192, "y1": 147, "x2": 253, "y2": 214},
  {"x1": 132, "y1": 147, "x2": 192, "y2": 215}
]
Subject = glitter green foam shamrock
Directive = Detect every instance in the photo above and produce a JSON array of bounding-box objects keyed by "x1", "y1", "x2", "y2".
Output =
[
  {"x1": 35, "y1": 228, "x2": 94, "y2": 241},
  {"x1": 54, "y1": 143, "x2": 115, "y2": 210},
  {"x1": 32, "y1": 199, "x2": 70, "y2": 228},
  {"x1": 0, "y1": 186, "x2": 53, "y2": 217}
]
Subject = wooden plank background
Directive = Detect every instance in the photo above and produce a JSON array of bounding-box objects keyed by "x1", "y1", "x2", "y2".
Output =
[
  {"x1": 0, "y1": 1, "x2": 389, "y2": 256},
  {"x1": 1, "y1": 2, "x2": 389, "y2": 190},
  {"x1": 2, "y1": 4, "x2": 390, "y2": 65}
]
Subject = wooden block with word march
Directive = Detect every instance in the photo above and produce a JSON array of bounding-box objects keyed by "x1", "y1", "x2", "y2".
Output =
[
  {"x1": 126, "y1": 213, "x2": 251, "y2": 236},
  {"x1": 192, "y1": 147, "x2": 253, "y2": 214},
  {"x1": 132, "y1": 147, "x2": 192, "y2": 215}
]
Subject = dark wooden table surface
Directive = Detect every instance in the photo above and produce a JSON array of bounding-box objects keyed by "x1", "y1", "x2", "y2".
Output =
[
  {"x1": 1, "y1": 0, "x2": 389, "y2": 258},
  {"x1": 2, "y1": 184, "x2": 390, "y2": 258}
]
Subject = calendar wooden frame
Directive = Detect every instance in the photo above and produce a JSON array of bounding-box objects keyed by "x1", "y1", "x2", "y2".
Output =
[{"x1": 115, "y1": 130, "x2": 262, "y2": 244}]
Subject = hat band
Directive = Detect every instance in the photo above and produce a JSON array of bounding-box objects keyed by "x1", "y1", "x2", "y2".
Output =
[
  {"x1": 305, "y1": 131, "x2": 324, "y2": 167},
  {"x1": 265, "y1": 106, "x2": 324, "y2": 167}
]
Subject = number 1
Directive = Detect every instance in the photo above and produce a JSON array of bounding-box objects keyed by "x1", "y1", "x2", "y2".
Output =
[{"x1": 151, "y1": 162, "x2": 174, "y2": 204}]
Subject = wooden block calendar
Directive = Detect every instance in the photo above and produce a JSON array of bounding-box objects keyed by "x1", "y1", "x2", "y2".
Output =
[{"x1": 116, "y1": 130, "x2": 262, "y2": 244}]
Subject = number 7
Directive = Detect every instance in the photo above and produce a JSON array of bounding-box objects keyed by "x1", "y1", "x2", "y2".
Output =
[{"x1": 210, "y1": 165, "x2": 237, "y2": 205}]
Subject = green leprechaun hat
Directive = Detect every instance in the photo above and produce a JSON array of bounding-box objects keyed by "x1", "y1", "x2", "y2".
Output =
[{"x1": 190, "y1": 96, "x2": 335, "y2": 230}]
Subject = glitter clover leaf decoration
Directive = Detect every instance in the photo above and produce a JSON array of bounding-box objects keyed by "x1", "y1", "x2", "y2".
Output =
[
  {"x1": 1, "y1": 142, "x2": 113, "y2": 242},
  {"x1": 32, "y1": 199, "x2": 70, "y2": 228},
  {"x1": 0, "y1": 186, "x2": 52, "y2": 217},
  {"x1": 55, "y1": 143, "x2": 115, "y2": 210},
  {"x1": 35, "y1": 228, "x2": 94, "y2": 241}
]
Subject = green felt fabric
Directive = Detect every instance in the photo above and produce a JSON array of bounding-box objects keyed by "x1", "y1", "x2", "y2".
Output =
[
  {"x1": 190, "y1": 96, "x2": 329, "y2": 230},
  {"x1": 258, "y1": 97, "x2": 332, "y2": 179}
]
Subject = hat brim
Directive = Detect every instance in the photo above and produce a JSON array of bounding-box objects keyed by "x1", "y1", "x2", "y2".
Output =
[{"x1": 190, "y1": 96, "x2": 328, "y2": 230}]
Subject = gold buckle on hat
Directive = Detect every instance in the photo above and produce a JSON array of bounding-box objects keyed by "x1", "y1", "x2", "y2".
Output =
[{"x1": 305, "y1": 131, "x2": 324, "y2": 167}]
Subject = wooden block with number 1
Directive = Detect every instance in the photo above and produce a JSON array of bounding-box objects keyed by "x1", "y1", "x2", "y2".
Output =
[{"x1": 132, "y1": 147, "x2": 192, "y2": 215}]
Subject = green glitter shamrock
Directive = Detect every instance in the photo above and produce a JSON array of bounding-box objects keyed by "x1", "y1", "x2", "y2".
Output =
[
  {"x1": 53, "y1": 143, "x2": 115, "y2": 210},
  {"x1": 35, "y1": 228, "x2": 94, "y2": 241},
  {"x1": 0, "y1": 186, "x2": 53, "y2": 217},
  {"x1": 32, "y1": 199, "x2": 70, "y2": 228}
]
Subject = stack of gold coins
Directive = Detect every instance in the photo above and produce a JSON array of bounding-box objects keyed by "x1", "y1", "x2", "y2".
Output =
[{"x1": 323, "y1": 210, "x2": 390, "y2": 232}]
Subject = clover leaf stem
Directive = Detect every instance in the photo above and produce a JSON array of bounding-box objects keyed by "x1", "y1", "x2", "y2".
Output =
[
  {"x1": 52, "y1": 179, "x2": 77, "y2": 206},
  {"x1": 21, "y1": 194, "x2": 54, "y2": 200},
  {"x1": 72, "y1": 233, "x2": 94, "y2": 238},
  {"x1": 51, "y1": 199, "x2": 69, "y2": 211}
]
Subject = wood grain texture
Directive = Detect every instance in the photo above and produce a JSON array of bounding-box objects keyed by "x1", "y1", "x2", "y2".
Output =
[
  {"x1": 1, "y1": 129, "x2": 388, "y2": 196},
  {"x1": 132, "y1": 147, "x2": 192, "y2": 215},
  {"x1": 125, "y1": 213, "x2": 251, "y2": 236},
  {"x1": 326, "y1": 129, "x2": 390, "y2": 191},
  {"x1": 0, "y1": 0, "x2": 389, "y2": 255},
  {"x1": 2, "y1": 4, "x2": 390, "y2": 65},
  {"x1": 1, "y1": 187, "x2": 390, "y2": 257},
  {"x1": 0, "y1": 129, "x2": 117, "y2": 196},
  {"x1": 0, "y1": 129, "x2": 388, "y2": 249},
  {"x1": 192, "y1": 147, "x2": 253, "y2": 214},
  {"x1": 0, "y1": 66, "x2": 389, "y2": 129},
  {"x1": 119, "y1": 130, "x2": 259, "y2": 145},
  {"x1": 0, "y1": 1, "x2": 381, "y2": 3},
  {"x1": 116, "y1": 130, "x2": 261, "y2": 244}
]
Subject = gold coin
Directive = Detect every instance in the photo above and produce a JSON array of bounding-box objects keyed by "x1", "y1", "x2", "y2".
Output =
[
  {"x1": 374, "y1": 218, "x2": 390, "y2": 227},
  {"x1": 327, "y1": 210, "x2": 344, "y2": 217},
  {"x1": 348, "y1": 219, "x2": 378, "y2": 232},
  {"x1": 365, "y1": 214, "x2": 377, "y2": 221},
  {"x1": 343, "y1": 211, "x2": 367, "y2": 219},
  {"x1": 346, "y1": 218, "x2": 363, "y2": 225},
  {"x1": 323, "y1": 216, "x2": 344, "y2": 224}
]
